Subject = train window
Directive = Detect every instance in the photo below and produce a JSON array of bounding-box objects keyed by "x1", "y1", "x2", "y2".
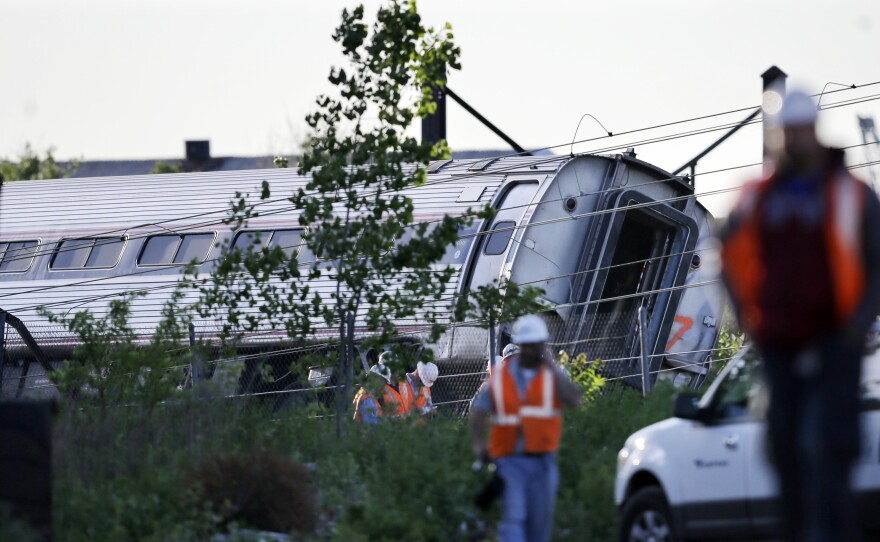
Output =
[
  {"x1": 52, "y1": 239, "x2": 94, "y2": 269},
  {"x1": 0, "y1": 241, "x2": 39, "y2": 273},
  {"x1": 233, "y1": 231, "x2": 270, "y2": 252},
  {"x1": 269, "y1": 230, "x2": 304, "y2": 259},
  {"x1": 393, "y1": 224, "x2": 429, "y2": 248},
  {"x1": 86, "y1": 238, "x2": 126, "y2": 268},
  {"x1": 483, "y1": 221, "x2": 516, "y2": 256},
  {"x1": 140, "y1": 236, "x2": 181, "y2": 265},
  {"x1": 389, "y1": 223, "x2": 475, "y2": 265},
  {"x1": 232, "y1": 230, "x2": 304, "y2": 259},
  {"x1": 140, "y1": 233, "x2": 215, "y2": 266},
  {"x1": 51, "y1": 237, "x2": 126, "y2": 270},
  {"x1": 174, "y1": 234, "x2": 215, "y2": 264}
]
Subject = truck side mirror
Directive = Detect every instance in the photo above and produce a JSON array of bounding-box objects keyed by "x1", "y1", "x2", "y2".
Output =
[{"x1": 673, "y1": 393, "x2": 703, "y2": 421}]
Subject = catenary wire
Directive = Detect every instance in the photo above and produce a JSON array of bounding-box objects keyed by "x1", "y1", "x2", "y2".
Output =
[
  {"x1": 6, "y1": 154, "x2": 877, "y2": 319},
  {"x1": 2, "y1": 79, "x2": 878, "y2": 260}
]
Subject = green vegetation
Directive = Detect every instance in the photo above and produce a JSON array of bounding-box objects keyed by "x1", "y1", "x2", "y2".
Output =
[
  {"x1": 187, "y1": 0, "x2": 541, "y2": 437},
  {"x1": 5, "y1": 2, "x2": 705, "y2": 540},
  {"x1": 556, "y1": 386, "x2": 677, "y2": 540},
  {"x1": 557, "y1": 351, "x2": 606, "y2": 402},
  {"x1": 48, "y1": 380, "x2": 677, "y2": 541},
  {"x1": 35, "y1": 292, "x2": 679, "y2": 540},
  {"x1": 151, "y1": 160, "x2": 185, "y2": 174},
  {"x1": 0, "y1": 143, "x2": 78, "y2": 182},
  {"x1": 38, "y1": 292, "x2": 190, "y2": 410}
]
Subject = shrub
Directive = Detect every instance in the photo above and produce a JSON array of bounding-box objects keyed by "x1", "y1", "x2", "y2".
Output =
[
  {"x1": 557, "y1": 351, "x2": 605, "y2": 401},
  {"x1": 554, "y1": 385, "x2": 677, "y2": 540},
  {"x1": 51, "y1": 358, "x2": 681, "y2": 541},
  {"x1": 39, "y1": 292, "x2": 190, "y2": 410},
  {"x1": 185, "y1": 448, "x2": 317, "y2": 535}
]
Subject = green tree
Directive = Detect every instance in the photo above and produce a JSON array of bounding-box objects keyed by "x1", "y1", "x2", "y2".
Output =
[
  {"x1": 151, "y1": 160, "x2": 184, "y2": 174},
  {"x1": 189, "y1": 0, "x2": 541, "y2": 435},
  {"x1": 38, "y1": 291, "x2": 191, "y2": 410},
  {"x1": 0, "y1": 143, "x2": 78, "y2": 182}
]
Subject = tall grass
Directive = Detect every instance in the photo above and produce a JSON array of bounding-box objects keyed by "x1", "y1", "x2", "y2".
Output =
[{"x1": 50, "y1": 384, "x2": 676, "y2": 541}]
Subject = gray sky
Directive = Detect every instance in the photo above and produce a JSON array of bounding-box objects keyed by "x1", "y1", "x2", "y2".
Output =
[{"x1": 2, "y1": 0, "x2": 879, "y2": 216}]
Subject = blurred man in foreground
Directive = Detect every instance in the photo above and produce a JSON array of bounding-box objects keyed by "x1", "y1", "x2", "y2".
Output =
[
  {"x1": 721, "y1": 90, "x2": 880, "y2": 541},
  {"x1": 470, "y1": 315, "x2": 581, "y2": 542}
]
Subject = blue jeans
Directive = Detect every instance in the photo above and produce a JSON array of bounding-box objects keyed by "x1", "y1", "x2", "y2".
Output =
[{"x1": 495, "y1": 454, "x2": 559, "y2": 542}]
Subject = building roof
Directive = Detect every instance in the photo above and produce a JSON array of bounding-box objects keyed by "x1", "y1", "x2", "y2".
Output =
[{"x1": 64, "y1": 149, "x2": 549, "y2": 179}]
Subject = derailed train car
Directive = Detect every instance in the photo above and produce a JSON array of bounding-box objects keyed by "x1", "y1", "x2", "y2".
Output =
[{"x1": 0, "y1": 152, "x2": 724, "y2": 400}]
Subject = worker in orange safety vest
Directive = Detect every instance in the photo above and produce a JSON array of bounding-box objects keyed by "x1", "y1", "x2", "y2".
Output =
[
  {"x1": 721, "y1": 89, "x2": 880, "y2": 541},
  {"x1": 353, "y1": 363, "x2": 405, "y2": 423},
  {"x1": 471, "y1": 343, "x2": 519, "y2": 410},
  {"x1": 398, "y1": 361, "x2": 439, "y2": 415},
  {"x1": 469, "y1": 315, "x2": 581, "y2": 542}
]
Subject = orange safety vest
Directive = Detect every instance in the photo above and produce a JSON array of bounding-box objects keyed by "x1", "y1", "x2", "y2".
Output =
[
  {"x1": 353, "y1": 384, "x2": 404, "y2": 421},
  {"x1": 488, "y1": 363, "x2": 563, "y2": 458},
  {"x1": 417, "y1": 385, "x2": 431, "y2": 410},
  {"x1": 400, "y1": 376, "x2": 434, "y2": 413},
  {"x1": 385, "y1": 383, "x2": 408, "y2": 416},
  {"x1": 352, "y1": 388, "x2": 375, "y2": 422},
  {"x1": 721, "y1": 170, "x2": 867, "y2": 334}
]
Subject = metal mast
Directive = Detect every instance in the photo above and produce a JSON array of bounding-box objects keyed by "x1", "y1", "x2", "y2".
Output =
[{"x1": 858, "y1": 116, "x2": 880, "y2": 190}]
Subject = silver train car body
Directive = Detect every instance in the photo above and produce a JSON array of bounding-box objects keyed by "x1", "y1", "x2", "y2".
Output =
[{"x1": 0, "y1": 153, "x2": 724, "y2": 395}]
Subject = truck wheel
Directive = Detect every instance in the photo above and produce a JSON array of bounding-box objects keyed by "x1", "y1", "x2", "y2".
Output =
[{"x1": 619, "y1": 486, "x2": 677, "y2": 542}]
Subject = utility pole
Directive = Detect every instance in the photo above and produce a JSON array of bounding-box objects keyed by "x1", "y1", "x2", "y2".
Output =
[
  {"x1": 858, "y1": 116, "x2": 880, "y2": 190},
  {"x1": 421, "y1": 86, "x2": 447, "y2": 148},
  {"x1": 761, "y1": 66, "x2": 787, "y2": 166}
]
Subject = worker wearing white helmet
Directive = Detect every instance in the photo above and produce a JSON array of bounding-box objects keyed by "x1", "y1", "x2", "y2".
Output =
[
  {"x1": 469, "y1": 314, "x2": 581, "y2": 542},
  {"x1": 353, "y1": 362, "x2": 404, "y2": 423},
  {"x1": 722, "y1": 87, "x2": 880, "y2": 540},
  {"x1": 487, "y1": 342, "x2": 520, "y2": 379},
  {"x1": 399, "y1": 360, "x2": 439, "y2": 415}
]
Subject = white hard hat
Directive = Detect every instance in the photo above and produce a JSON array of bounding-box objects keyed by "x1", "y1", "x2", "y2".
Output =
[
  {"x1": 378, "y1": 351, "x2": 394, "y2": 364},
  {"x1": 512, "y1": 314, "x2": 549, "y2": 345},
  {"x1": 416, "y1": 361, "x2": 439, "y2": 387},
  {"x1": 369, "y1": 363, "x2": 391, "y2": 384},
  {"x1": 502, "y1": 343, "x2": 520, "y2": 358},
  {"x1": 778, "y1": 90, "x2": 818, "y2": 127}
]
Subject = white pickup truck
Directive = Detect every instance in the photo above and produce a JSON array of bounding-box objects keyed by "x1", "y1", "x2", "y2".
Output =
[{"x1": 615, "y1": 345, "x2": 880, "y2": 541}]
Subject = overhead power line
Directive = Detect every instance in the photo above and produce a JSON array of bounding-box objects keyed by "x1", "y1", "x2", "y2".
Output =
[{"x1": 5, "y1": 154, "x2": 877, "y2": 321}]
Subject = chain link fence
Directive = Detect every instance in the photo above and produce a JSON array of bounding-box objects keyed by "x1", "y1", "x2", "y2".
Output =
[
  {"x1": 0, "y1": 319, "x2": 70, "y2": 400},
  {"x1": 0, "y1": 309, "x2": 726, "y2": 412}
]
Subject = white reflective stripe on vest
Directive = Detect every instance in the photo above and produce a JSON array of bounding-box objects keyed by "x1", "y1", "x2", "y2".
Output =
[
  {"x1": 491, "y1": 358, "x2": 507, "y2": 422},
  {"x1": 494, "y1": 415, "x2": 520, "y2": 425},
  {"x1": 385, "y1": 386, "x2": 398, "y2": 405},
  {"x1": 543, "y1": 367, "x2": 553, "y2": 411},
  {"x1": 401, "y1": 380, "x2": 414, "y2": 405},
  {"x1": 492, "y1": 365, "x2": 559, "y2": 423},
  {"x1": 520, "y1": 367, "x2": 559, "y2": 418},
  {"x1": 520, "y1": 407, "x2": 561, "y2": 418}
]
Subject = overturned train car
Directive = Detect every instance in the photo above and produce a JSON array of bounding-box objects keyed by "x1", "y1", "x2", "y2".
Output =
[{"x1": 0, "y1": 153, "x2": 724, "y2": 401}]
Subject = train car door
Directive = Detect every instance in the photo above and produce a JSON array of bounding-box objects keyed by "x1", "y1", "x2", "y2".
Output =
[
  {"x1": 580, "y1": 190, "x2": 698, "y2": 382},
  {"x1": 464, "y1": 181, "x2": 540, "y2": 293}
]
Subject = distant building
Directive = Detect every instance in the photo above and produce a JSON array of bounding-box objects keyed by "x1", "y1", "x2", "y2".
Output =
[{"x1": 63, "y1": 140, "x2": 537, "y2": 179}]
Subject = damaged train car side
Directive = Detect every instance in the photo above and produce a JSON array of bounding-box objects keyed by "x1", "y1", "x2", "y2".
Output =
[{"x1": 0, "y1": 153, "x2": 724, "y2": 401}]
